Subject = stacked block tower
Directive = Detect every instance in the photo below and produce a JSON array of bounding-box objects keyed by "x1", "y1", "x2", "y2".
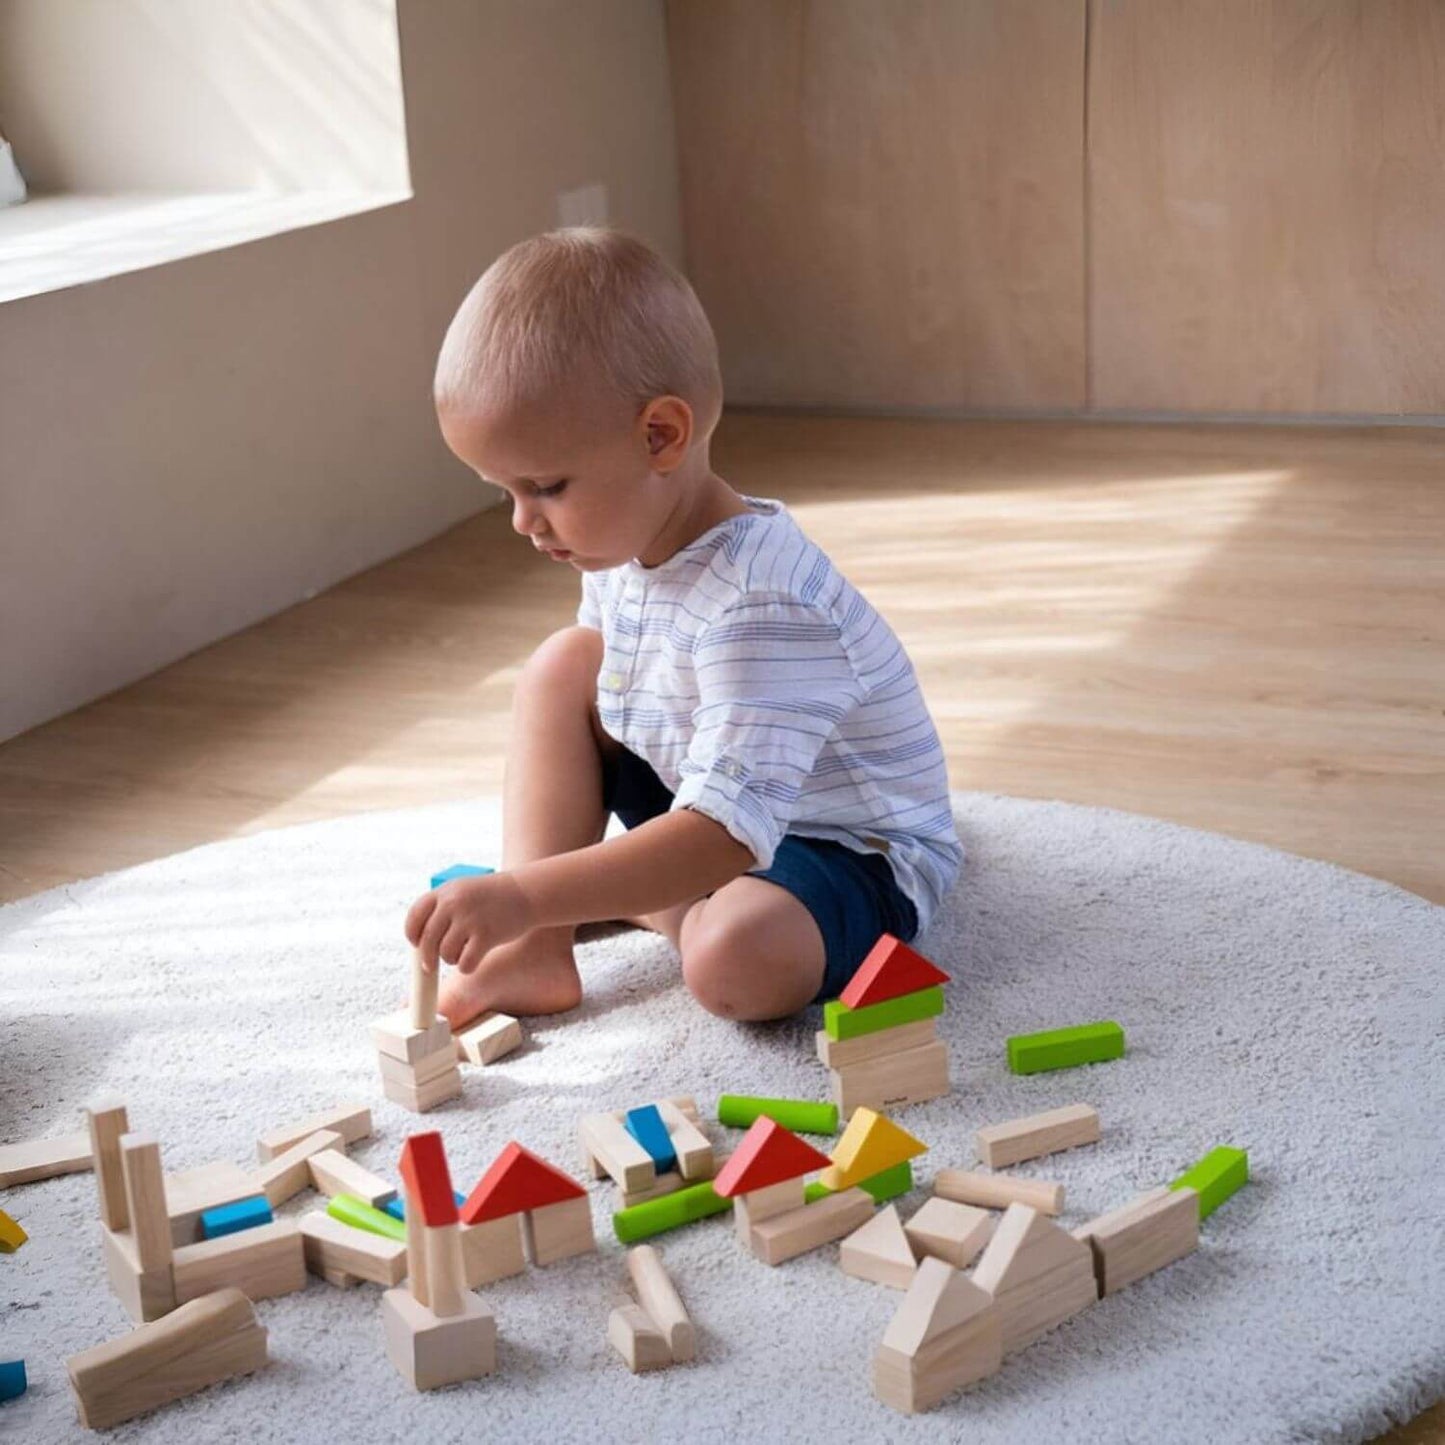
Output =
[
  {"x1": 371, "y1": 950, "x2": 463, "y2": 1113},
  {"x1": 816, "y1": 935, "x2": 951, "y2": 1112}
]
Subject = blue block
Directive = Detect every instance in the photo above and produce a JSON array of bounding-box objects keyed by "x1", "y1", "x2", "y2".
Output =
[
  {"x1": 200, "y1": 1194, "x2": 273, "y2": 1240},
  {"x1": 430, "y1": 864, "x2": 495, "y2": 888},
  {"x1": 384, "y1": 1191, "x2": 466, "y2": 1223},
  {"x1": 624, "y1": 1105, "x2": 676, "y2": 1174},
  {"x1": 0, "y1": 1360, "x2": 26, "y2": 1402}
]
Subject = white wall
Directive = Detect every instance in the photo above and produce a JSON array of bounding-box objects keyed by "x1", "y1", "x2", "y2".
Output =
[{"x1": 0, "y1": 0, "x2": 684, "y2": 740}]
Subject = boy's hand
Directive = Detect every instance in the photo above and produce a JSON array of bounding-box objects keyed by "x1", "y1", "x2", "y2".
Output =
[{"x1": 405, "y1": 873, "x2": 534, "y2": 974}]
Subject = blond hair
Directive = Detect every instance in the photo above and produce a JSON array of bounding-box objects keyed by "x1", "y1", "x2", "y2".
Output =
[{"x1": 435, "y1": 227, "x2": 723, "y2": 443}]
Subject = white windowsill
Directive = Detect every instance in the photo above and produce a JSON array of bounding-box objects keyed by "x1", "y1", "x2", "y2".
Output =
[{"x1": 0, "y1": 188, "x2": 412, "y2": 304}]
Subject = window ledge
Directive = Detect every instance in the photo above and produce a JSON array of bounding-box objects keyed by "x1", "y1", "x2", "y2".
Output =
[{"x1": 0, "y1": 188, "x2": 411, "y2": 304}]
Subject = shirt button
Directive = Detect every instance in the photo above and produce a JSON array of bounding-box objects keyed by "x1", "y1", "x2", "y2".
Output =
[{"x1": 605, "y1": 672, "x2": 624, "y2": 691}]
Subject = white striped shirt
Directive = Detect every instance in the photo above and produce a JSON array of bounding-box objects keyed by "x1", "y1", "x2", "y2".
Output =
[{"x1": 577, "y1": 495, "x2": 961, "y2": 933}]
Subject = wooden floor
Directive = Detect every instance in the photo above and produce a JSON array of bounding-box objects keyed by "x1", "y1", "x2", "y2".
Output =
[{"x1": 2, "y1": 411, "x2": 1442, "y2": 1438}]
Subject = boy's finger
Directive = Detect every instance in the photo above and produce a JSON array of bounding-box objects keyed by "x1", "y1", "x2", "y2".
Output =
[
  {"x1": 438, "y1": 921, "x2": 469, "y2": 969},
  {"x1": 418, "y1": 906, "x2": 451, "y2": 971},
  {"x1": 457, "y1": 938, "x2": 486, "y2": 975},
  {"x1": 404, "y1": 891, "x2": 437, "y2": 945}
]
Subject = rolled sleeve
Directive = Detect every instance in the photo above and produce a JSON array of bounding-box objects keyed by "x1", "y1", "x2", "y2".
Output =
[{"x1": 671, "y1": 598, "x2": 865, "y2": 871}]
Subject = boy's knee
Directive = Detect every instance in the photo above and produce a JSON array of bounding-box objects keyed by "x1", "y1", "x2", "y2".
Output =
[
  {"x1": 681, "y1": 910, "x2": 798, "y2": 1022},
  {"x1": 520, "y1": 626, "x2": 602, "y2": 694}
]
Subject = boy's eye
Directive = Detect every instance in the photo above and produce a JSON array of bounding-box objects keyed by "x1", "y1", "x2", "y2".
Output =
[{"x1": 534, "y1": 479, "x2": 568, "y2": 498}]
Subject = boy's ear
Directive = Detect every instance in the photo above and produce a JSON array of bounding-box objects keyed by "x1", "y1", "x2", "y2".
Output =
[{"x1": 641, "y1": 395, "x2": 693, "y2": 472}]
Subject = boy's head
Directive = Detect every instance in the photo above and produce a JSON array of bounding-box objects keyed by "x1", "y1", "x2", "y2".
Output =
[{"x1": 434, "y1": 227, "x2": 725, "y2": 570}]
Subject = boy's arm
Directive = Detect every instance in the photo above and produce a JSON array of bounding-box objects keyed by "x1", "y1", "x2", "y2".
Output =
[{"x1": 407, "y1": 810, "x2": 754, "y2": 972}]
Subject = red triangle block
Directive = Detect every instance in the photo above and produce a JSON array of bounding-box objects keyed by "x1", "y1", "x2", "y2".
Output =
[
  {"x1": 713, "y1": 1117, "x2": 832, "y2": 1197},
  {"x1": 460, "y1": 1141, "x2": 586, "y2": 1224},
  {"x1": 839, "y1": 933, "x2": 950, "y2": 1010},
  {"x1": 398, "y1": 1132, "x2": 459, "y2": 1227}
]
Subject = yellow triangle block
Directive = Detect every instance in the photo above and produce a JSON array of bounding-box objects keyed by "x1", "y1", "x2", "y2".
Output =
[{"x1": 820, "y1": 1108, "x2": 927, "y2": 1191}]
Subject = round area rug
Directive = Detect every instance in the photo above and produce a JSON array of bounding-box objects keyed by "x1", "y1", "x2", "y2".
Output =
[{"x1": 1, "y1": 795, "x2": 1441, "y2": 1444}]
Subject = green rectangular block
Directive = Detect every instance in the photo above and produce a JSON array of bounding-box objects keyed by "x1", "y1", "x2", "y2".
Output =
[
  {"x1": 804, "y1": 1159, "x2": 913, "y2": 1206},
  {"x1": 613, "y1": 1181, "x2": 732, "y2": 1244},
  {"x1": 716, "y1": 1095, "x2": 838, "y2": 1135},
  {"x1": 1170, "y1": 1146, "x2": 1249, "y2": 1220},
  {"x1": 1007, "y1": 1020, "x2": 1126, "y2": 1075},
  {"x1": 327, "y1": 1193, "x2": 407, "y2": 1243},
  {"x1": 823, "y1": 986, "x2": 945, "y2": 1042}
]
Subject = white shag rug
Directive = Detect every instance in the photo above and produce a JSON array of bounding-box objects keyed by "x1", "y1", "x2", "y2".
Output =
[{"x1": 1, "y1": 794, "x2": 1442, "y2": 1445}]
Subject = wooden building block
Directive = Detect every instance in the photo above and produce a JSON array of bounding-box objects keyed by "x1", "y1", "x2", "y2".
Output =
[
  {"x1": 733, "y1": 1176, "x2": 806, "y2": 1242},
  {"x1": 173, "y1": 1219, "x2": 306, "y2": 1305},
  {"x1": 250, "y1": 1128, "x2": 345, "y2": 1208},
  {"x1": 256, "y1": 1103, "x2": 371, "y2": 1162},
  {"x1": 621, "y1": 1169, "x2": 688, "y2": 1209},
  {"x1": 329, "y1": 1193, "x2": 408, "y2": 1242},
  {"x1": 382, "y1": 1066, "x2": 463, "y2": 1114},
  {"x1": 1170, "y1": 1145, "x2": 1249, "y2": 1220},
  {"x1": 933, "y1": 1167, "x2": 1065, "y2": 1216},
  {"x1": 972, "y1": 1204, "x2": 1098, "y2": 1353},
  {"x1": 1074, "y1": 1186, "x2": 1199, "y2": 1295},
  {"x1": 716, "y1": 1095, "x2": 838, "y2": 1135},
  {"x1": 1007, "y1": 1020, "x2": 1125, "y2": 1075},
  {"x1": 626, "y1": 1245, "x2": 694, "y2": 1361},
  {"x1": 165, "y1": 1162, "x2": 259, "y2": 1246},
  {"x1": 524, "y1": 1195, "x2": 596, "y2": 1265},
  {"x1": 624, "y1": 1105, "x2": 677, "y2": 1174},
  {"x1": 903, "y1": 1198, "x2": 995, "y2": 1269},
  {"x1": 454, "y1": 1011, "x2": 524, "y2": 1065},
  {"x1": 840, "y1": 1204, "x2": 918, "y2": 1289},
  {"x1": 410, "y1": 947, "x2": 439, "y2": 1029},
  {"x1": 823, "y1": 986, "x2": 945, "y2": 1042},
  {"x1": 650, "y1": 1099, "x2": 714, "y2": 1181},
  {"x1": 607, "y1": 1301, "x2": 671, "y2": 1373},
  {"x1": 815, "y1": 1017, "x2": 939, "y2": 1070},
  {"x1": 299, "y1": 1212, "x2": 407, "y2": 1286},
  {"x1": 841, "y1": 934, "x2": 950, "y2": 1009},
  {"x1": 459, "y1": 1214, "x2": 527, "y2": 1288},
  {"x1": 381, "y1": 1287, "x2": 496, "y2": 1391},
  {"x1": 120, "y1": 1134, "x2": 173, "y2": 1272},
  {"x1": 612, "y1": 1181, "x2": 733, "y2": 1245},
  {"x1": 0, "y1": 1131, "x2": 93, "y2": 1189},
  {"x1": 0, "y1": 1209, "x2": 27, "y2": 1253},
  {"x1": 86, "y1": 1099, "x2": 131, "y2": 1231},
  {"x1": 67, "y1": 1288, "x2": 267, "y2": 1430},
  {"x1": 975, "y1": 1103, "x2": 1101, "y2": 1170},
  {"x1": 873, "y1": 1259, "x2": 1001, "y2": 1414},
  {"x1": 821, "y1": 1108, "x2": 927, "y2": 1192},
  {"x1": 378, "y1": 1045, "x2": 461, "y2": 1088},
  {"x1": 713, "y1": 1117, "x2": 831, "y2": 1198},
  {"x1": 102, "y1": 1225, "x2": 176, "y2": 1323},
  {"x1": 200, "y1": 1195, "x2": 272, "y2": 1240},
  {"x1": 828, "y1": 1040, "x2": 951, "y2": 1114},
  {"x1": 371, "y1": 1012, "x2": 453, "y2": 1066},
  {"x1": 462, "y1": 1142, "x2": 586, "y2": 1224},
  {"x1": 0, "y1": 1360, "x2": 25, "y2": 1401},
  {"x1": 579, "y1": 1112, "x2": 656, "y2": 1194},
  {"x1": 306, "y1": 1150, "x2": 397, "y2": 1208},
  {"x1": 747, "y1": 1187, "x2": 875, "y2": 1265}
]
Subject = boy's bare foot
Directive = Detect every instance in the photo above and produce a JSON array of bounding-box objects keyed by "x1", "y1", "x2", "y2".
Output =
[{"x1": 432, "y1": 929, "x2": 583, "y2": 1029}]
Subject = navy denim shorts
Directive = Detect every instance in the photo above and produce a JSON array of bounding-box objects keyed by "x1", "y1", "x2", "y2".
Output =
[{"x1": 602, "y1": 746, "x2": 919, "y2": 1005}]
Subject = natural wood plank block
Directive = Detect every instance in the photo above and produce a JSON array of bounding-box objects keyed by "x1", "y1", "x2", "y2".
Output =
[
  {"x1": 579, "y1": 1112, "x2": 656, "y2": 1194},
  {"x1": 607, "y1": 1300, "x2": 671, "y2": 1373},
  {"x1": 453, "y1": 1011, "x2": 523, "y2": 1065},
  {"x1": 85, "y1": 1099, "x2": 130, "y2": 1231},
  {"x1": 299, "y1": 1212, "x2": 406, "y2": 1286},
  {"x1": 306, "y1": 1150, "x2": 396, "y2": 1208},
  {"x1": 974, "y1": 1103, "x2": 1100, "y2": 1169},
  {"x1": 165, "y1": 1162, "x2": 259, "y2": 1246},
  {"x1": 120, "y1": 1134, "x2": 172, "y2": 1273},
  {"x1": 0, "y1": 1131, "x2": 93, "y2": 1189},
  {"x1": 378, "y1": 1045, "x2": 459, "y2": 1088},
  {"x1": 381, "y1": 1067, "x2": 462, "y2": 1113},
  {"x1": 250, "y1": 1128, "x2": 344, "y2": 1208},
  {"x1": 828, "y1": 1039, "x2": 950, "y2": 1114},
  {"x1": 101, "y1": 1224, "x2": 175, "y2": 1323},
  {"x1": 972, "y1": 1203, "x2": 1098, "y2": 1353},
  {"x1": 1073, "y1": 1185, "x2": 1199, "y2": 1296},
  {"x1": 256, "y1": 1104, "x2": 371, "y2": 1162},
  {"x1": 524, "y1": 1195, "x2": 595, "y2": 1266},
  {"x1": 815, "y1": 1018, "x2": 939, "y2": 1070},
  {"x1": 172, "y1": 1219, "x2": 306, "y2": 1305},
  {"x1": 458, "y1": 1214, "x2": 527, "y2": 1288},
  {"x1": 747, "y1": 1187, "x2": 874, "y2": 1266}
]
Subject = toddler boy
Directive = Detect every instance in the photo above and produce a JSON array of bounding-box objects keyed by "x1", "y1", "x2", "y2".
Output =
[{"x1": 405, "y1": 227, "x2": 961, "y2": 1026}]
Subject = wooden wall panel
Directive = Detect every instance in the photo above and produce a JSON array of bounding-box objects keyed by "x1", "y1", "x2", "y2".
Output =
[
  {"x1": 665, "y1": 0, "x2": 1086, "y2": 412},
  {"x1": 1090, "y1": 0, "x2": 1445, "y2": 416}
]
